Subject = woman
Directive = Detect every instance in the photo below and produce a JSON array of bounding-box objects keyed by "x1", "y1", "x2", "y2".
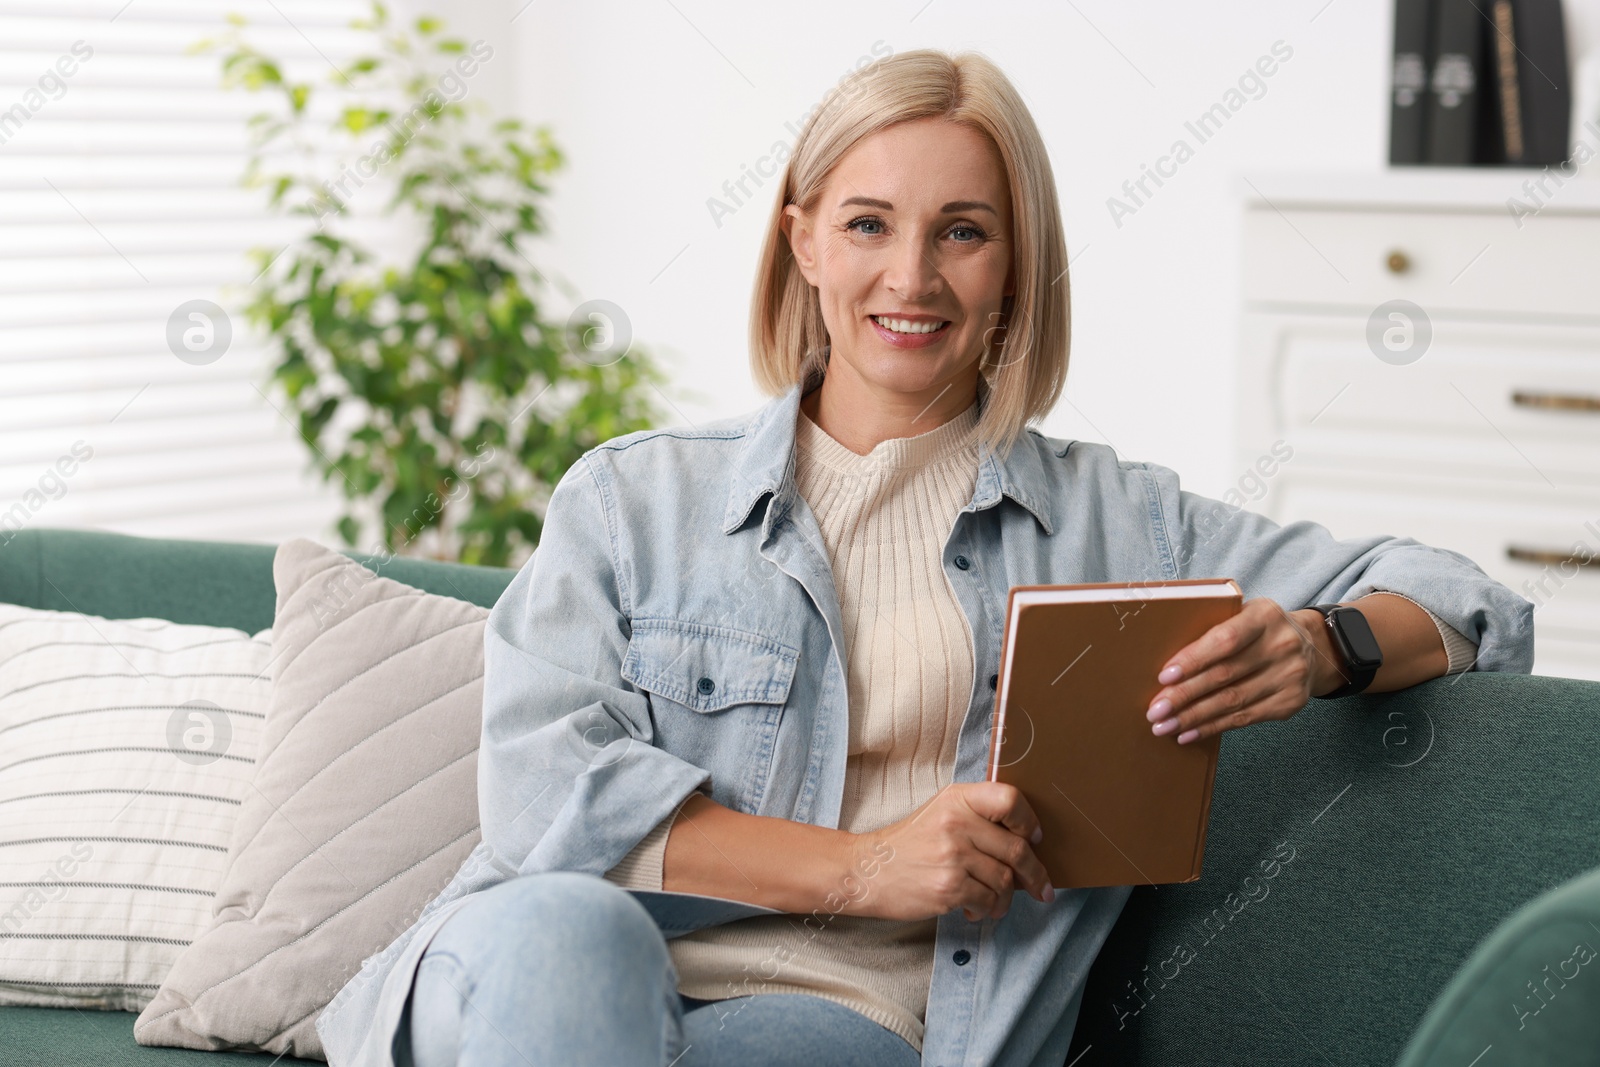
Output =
[{"x1": 316, "y1": 48, "x2": 1531, "y2": 1067}]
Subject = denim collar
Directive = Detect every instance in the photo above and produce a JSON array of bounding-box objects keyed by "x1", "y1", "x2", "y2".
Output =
[{"x1": 720, "y1": 372, "x2": 1056, "y2": 537}]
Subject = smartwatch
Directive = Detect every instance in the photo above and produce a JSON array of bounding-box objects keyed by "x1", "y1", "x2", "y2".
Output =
[{"x1": 1310, "y1": 604, "x2": 1383, "y2": 698}]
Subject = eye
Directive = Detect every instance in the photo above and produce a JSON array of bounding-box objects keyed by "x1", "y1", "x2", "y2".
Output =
[{"x1": 844, "y1": 216, "x2": 989, "y2": 242}]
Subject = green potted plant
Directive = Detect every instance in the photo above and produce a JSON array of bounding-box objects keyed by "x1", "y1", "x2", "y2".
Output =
[{"x1": 202, "y1": 3, "x2": 667, "y2": 567}]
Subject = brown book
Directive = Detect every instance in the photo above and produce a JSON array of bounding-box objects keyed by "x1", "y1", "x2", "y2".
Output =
[{"x1": 986, "y1": 579, "x2": 1242, "y2": 889}]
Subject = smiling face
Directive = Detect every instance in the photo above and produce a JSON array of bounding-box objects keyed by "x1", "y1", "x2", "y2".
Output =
[{"x1": 783, "y1": 117, "x2": 1015, "y2": 427}]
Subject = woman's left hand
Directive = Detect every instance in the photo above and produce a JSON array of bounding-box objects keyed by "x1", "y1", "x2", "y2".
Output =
[{"x1": 1145, "y1": 598, "x2": 1341, "y2": 745}]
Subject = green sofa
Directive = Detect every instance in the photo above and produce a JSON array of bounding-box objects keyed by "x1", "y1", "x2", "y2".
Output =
[{"x1": 2, "y1": 528, "x2": 1596, "y2": 1066}]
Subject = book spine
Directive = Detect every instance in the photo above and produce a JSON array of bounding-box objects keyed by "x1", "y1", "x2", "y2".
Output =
[
  {"x1": 1426, "y1": 0, "x2": 1482, "y2": 164},
  {"x1": 1513, "y1": 0, "x2": 1572, "y2": 165},
  {"x1": 1492, "y1": 0, "x2": 1526, "y2": 162},
  {"x1": 1390, "y1": 0, "x2": 1435, "y2": 164}
]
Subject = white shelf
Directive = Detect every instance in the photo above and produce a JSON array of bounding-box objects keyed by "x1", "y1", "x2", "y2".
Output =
[{"x1": 1237, "y1": 167, "x2": 1600, "y2": 215}]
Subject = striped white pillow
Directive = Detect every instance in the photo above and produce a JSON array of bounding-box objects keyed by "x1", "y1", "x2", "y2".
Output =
[{"x1": 0, "y1": 603, "x2": 273, "y2": 1011}]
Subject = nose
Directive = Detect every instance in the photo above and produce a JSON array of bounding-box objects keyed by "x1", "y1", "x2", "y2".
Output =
[{"x1": 882, "y1": 230, "x2": 943, "y2": 303}]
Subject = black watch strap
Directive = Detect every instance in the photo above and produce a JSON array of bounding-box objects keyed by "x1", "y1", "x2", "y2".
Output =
[{"x1": 1311, "y1": 603, "x2": 1383, "y2": 698}]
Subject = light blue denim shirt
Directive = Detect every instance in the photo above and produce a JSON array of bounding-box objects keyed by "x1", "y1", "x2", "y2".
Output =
[{"x1": 316, "y1": 376, "x2": 1533, "y2": 1067}]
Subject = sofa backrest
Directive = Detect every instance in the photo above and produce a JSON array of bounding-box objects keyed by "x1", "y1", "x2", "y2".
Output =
[
  {"x1": 1068, "y1": 670, "x2": 1600, "y2": 1066},
  {"x1": 0, "y1": 528, "x2": 516, "y2": 631},
  {"x1": 6, "y1": 529, "x2": 1597, "y2": 1065}
]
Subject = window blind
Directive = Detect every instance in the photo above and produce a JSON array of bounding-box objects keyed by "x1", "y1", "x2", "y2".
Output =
[{"x1": 0, "y1": 0, "x2": 377, "y2": 546}]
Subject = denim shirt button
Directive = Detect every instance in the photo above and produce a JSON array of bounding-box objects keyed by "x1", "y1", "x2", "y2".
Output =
[
  {"x1": 952, "y1": 949, "x2": 971, "y2": 966},
  {"x1": 989, "y1": 673, "x2": 998, "y2": 691},
  {"x1": 696, "y1": 676, "x2": 715, "y2": 695},
  {"x1": 953, "y1": 554, "x2": 971, "y2": 571}
]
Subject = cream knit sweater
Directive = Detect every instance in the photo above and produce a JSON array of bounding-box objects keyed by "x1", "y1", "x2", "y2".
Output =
[{"x1": 605, "y1": 397, "x2": 983, "y2": 1051}]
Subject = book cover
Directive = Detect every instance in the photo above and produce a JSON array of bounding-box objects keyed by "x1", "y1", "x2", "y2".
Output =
[
  {"x1": 1489, "y1": 0, "x2": 1527, "y2": 162},
  {"x1": 987, "y1": 579, "x2": 1241, "y2": 890},
  {"x1": 1427, "y1": 0, "x2": 1483, "y2": 164},
  {"x1": 1391, "y1": 0, "x2": 1436, "y2": 164},
  {"x1": 1510, "y1": 0, "x2": 1572, "y2": 165}
]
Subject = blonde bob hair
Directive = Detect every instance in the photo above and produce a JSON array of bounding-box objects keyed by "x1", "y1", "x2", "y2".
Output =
[{"x1": 750, "y1": 48, "x2": 1071, "y2": 458}]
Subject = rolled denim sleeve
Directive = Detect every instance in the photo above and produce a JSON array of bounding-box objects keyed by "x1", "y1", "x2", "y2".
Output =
[
  {"x1": 478, "y1": 454, "x2": 711, "y2": 879},
  {"x1": 1381, "y1": 592, "x2": 1480, "y2": 673},
  {"x1": 603, "y1": 810, "x2": 678, "y2": 891},
  {"x1": 1145, "y1": 464, "x2": 1534, "y2": 674}
]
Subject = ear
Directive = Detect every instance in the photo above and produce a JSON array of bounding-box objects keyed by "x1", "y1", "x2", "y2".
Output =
[{"x1": 782, "y1": 204, "x2": 820, "y2": 287}]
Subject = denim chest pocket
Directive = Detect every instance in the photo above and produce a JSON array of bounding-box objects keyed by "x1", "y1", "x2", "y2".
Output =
[{"x1": 620, "y1": 618, "x2": 798, "y2": 813}]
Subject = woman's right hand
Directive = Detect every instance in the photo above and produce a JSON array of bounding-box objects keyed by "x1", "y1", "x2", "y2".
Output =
[{"x1": 846, "y1": 782, "x2": 1055, "y2": 922}]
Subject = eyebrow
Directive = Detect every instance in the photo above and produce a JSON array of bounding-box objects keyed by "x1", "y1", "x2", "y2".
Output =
[{"x1": 838, "y1": 196, "x2": 998, "y2": 216}]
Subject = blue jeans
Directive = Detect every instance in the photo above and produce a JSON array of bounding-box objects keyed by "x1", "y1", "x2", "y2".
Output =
[{"x1": 392, "y1": 872, "x2": 922, "y2": 1067}]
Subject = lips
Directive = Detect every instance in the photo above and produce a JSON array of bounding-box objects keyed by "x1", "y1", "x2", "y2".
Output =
[{"x1": 868, "y1": 314, "x2": 952, "y2": 349}]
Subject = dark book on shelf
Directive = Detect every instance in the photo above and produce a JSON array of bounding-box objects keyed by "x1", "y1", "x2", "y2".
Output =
[
  {"x1": 1402, "y1": 0, "x2": 1573, "y2": 168},
  {"x1": 1482, "y1": 0, "x2": 1528, "y2": 162},
  {"x1": 1390, "y1": 0, "x2": 1435, "y2": 164},
  {"x1": 1493, "y1": 0, "x2": 1571, "y2": 165},
  {"x1": 1426, "y1": 0, "x2": 1483, "y2": 164}
]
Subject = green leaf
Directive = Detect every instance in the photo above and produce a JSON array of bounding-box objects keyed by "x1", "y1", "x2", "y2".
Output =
[
  {"x1": 341, "y1": 106, "x2": 377, "y2": 132},
  {"x1": 305, "y1": 395, "x2": 341, "y2": 438}
]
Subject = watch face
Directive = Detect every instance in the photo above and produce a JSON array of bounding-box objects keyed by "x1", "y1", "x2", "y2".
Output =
[{"x1": 1331, "y1": 608, "x2": 1383, "y2": 668}]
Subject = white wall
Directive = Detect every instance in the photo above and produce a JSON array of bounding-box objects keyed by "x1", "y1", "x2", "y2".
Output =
[
  {"x1": 472, "y1": 0, "x2": 1599, "y2": 500},
  {"x1": 0, "y1": 1, "x2": 368, "y2": 548},
  {"x1": 11, "y1": 0, "x2": 1596, "y2": 548}
]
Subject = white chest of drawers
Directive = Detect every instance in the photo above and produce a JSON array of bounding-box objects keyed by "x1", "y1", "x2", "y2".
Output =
[{"x1": 1235, "y1": 171, "x2": 1600, "y2": 681}]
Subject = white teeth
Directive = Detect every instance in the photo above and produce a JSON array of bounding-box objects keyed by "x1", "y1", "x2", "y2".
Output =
[{"x1": 872, "y1": 316, "x2": 948, "y2": 335}]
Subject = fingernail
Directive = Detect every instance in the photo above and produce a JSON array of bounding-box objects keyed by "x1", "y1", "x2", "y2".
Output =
[
  {"x1": 1177, "y1": 729, "x2": 1199, "y2": 744},
  {"x1": 1152, "y1": 717, "x2": 1179, "y2": 736},
  {"x1": 1146, "y1": 698, "x2": 1172, "y2": 722},
  {"x1": 1158, "y1": 664, "x2": 1183, "y2": 684},
  {"x1": 1043, "y1": 882, "x2": 1056, "y2": 903},
  {"x1": 1031, "y1": 826, "x2": 1043, "y2": 845}
]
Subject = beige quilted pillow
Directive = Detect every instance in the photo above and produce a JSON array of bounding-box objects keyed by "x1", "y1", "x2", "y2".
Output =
[{"x1": 134, "y1": 539, "x2": 487, "y2": 1059}]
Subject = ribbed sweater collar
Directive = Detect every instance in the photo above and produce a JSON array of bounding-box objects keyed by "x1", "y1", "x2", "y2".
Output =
[{"x1": 795, "y1": 396, "x2": 980, "y2": 474}]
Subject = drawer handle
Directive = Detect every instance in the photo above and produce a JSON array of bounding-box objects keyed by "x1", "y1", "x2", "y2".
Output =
[
  {"x1": 1506, "y1": 545, "x2": 1599, "y2": 569},
  {"x1": 1511, "y1": 390, "x2": 1600, "y2": 413},
  {"x1": 1385, "y1": 250, "x2": 1410, "y2": 274}
]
